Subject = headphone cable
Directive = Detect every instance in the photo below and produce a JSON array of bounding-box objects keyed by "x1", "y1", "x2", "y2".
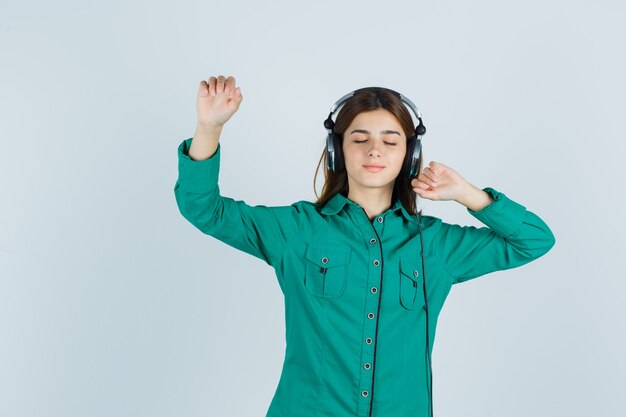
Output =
[{"x1": 416, "y1": 194, "x2": 433, "y2": 417}]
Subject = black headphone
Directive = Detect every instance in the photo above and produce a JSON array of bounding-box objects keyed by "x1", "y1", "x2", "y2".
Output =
[
  {"x1": 322, "y1": 86, "x2": 434, "y2": 417},
  {"x1": 323, "y1": 86, "x2": 426, "y2": 178}
]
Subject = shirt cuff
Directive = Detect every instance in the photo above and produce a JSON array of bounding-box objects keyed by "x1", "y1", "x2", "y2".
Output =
[
  {"x1": 466, "y1": 187, "x2": 527, "y2": 238},
  {"x1": 176, "y1": 137, "x2": 221, "y2": 194}
]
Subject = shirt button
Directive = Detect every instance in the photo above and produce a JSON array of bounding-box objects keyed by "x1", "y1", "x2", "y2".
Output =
[
  {"x1": 369, "y1": 238, "x2": 376, "y2": 244},
  {"x1": 373, "y1": 260, "x2": 380, "y2": 266},
  {"x1": 367, "y1": 312, "x2": 375, "y2": 319},
  {"x1": 370, "y1": 287, "x2": 378, "y2": 294},
  {"x1": 362, "y1": 390, "x2": 369, "y2": 397},
  {"x1": 365, "y1": 337, "x2": 373, "y2": 344},
  {"x1": 414, "y1": 270, "x2": 419, "y2": 277},
  {"x1": 377, "y1": 216, "x2": 383, "y2": 223},
  {"x1": 364, "y1": 363, "x2": 371, "y2": 370},
  {"x1": 321, "y1": 257, "x2": 328, "y2": 264}
]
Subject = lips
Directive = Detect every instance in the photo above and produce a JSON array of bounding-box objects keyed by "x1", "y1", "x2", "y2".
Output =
[{"x1": 363, "y1": 164, "x2": 385, "y2": 172}]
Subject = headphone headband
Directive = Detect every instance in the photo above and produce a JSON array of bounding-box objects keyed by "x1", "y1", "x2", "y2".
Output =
[{"x1": 324, "y1": 86, "x2": 426, "y2": 138}]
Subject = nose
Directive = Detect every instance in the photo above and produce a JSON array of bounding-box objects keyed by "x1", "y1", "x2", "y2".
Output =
[{"x1": 368, "y1": 144, "x2": 382, "y2": 157}]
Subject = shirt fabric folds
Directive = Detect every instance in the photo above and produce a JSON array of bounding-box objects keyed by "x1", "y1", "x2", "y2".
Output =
[{"x1": 174, "y1": 138, "x2": 556, "y2": 417}]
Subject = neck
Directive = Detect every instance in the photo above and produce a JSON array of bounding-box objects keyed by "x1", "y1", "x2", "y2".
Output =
[{"x1": 347, "y1": 187, "x2": 394, "y2": 221}]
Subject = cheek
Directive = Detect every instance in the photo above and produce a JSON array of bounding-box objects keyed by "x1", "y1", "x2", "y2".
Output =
[
  {"x1": 393, "y1": 149, "x2": 407, "y2": 165},
  {"x1": 342, "y1": 147, "x2": 360, "y2": 163}
]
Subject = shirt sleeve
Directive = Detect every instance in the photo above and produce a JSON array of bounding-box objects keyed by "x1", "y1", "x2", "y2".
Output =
[
  {"x1": 173, "y1": 138, "x2": 301, "y2": 267},
  {"x1": 434, "y1": 187, "x2": 556, "y2": 285}
]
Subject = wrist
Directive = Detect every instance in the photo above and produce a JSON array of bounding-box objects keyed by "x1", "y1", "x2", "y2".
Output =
[
  {"x1": 456, "y1": 183, "x2": 494, "y2": 211},
  {"x1": 196, "y1": 121, "x2": 224, "y2": 133}
]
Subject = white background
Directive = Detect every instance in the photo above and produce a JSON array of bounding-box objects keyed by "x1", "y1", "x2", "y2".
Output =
[{"x1": 1, "y1": 1, "x2": 624, "y2": 416}]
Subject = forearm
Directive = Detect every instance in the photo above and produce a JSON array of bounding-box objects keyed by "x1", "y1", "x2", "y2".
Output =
[
  {"x1": 455, "y1": 182, "x2": 495, "y2": 212},
  {"x1": 439, "y1": 184, "x2": 556, "y2": 284},
  {"x1": 188, "y1": 124, "x2": 223, "y2": 161}
]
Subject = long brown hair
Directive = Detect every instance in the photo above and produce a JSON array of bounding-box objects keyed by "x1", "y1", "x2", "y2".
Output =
[{"x1": 313, "y1": 88, "x2": 424, "y2": 215}]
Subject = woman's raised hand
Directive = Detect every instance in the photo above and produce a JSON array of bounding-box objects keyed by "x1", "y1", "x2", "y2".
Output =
[
  {"x1": 411, "y1": 161, "x2": 471, "y2": 202},
  {"x1": 196, "y1": 75, "x2": 243, "y2": 130}
]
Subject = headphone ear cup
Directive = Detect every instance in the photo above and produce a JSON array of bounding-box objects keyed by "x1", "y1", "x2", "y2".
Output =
[
  {"x1": 401, "y1": 138, "x2": 414, "y2": 179},
  {"x1": 325, "y1": 132, "x2": 335, "y2": 172},
  {"x1": 406, "y1": 137, "x2": 422, "y2": 179},
  {"x1": 332, "y1": 133, "x2": 344, "y2": 172}
]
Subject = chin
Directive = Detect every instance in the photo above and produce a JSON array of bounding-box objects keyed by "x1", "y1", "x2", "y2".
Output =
[
  {"x1": 361, "y1": 179, "x2": 396, "y2": 189},
  {"x1": 347, "y1": 169, "x2": 397, "y2": 188}
]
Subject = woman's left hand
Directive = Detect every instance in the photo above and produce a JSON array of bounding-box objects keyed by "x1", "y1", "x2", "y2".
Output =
[{"x1": 411, "y1": 161, "x2": 470, "y2": 202}]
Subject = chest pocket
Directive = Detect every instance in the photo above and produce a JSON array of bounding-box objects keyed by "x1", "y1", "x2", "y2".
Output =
[
  {"x1": 399, "y1": 258, "x2": 425, "y2": 310},
  {"x1": 304, "y1": 244, "x2": 351, "y2": 298}
]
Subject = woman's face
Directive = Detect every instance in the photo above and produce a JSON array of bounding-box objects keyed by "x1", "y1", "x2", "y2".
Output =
[{"x1": 342, "y1": 108, "x2": 407, "y2": 195}]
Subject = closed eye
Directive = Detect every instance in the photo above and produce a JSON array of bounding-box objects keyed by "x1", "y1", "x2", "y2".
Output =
[{"x1": 354, "y1": 140, "x2": 397, "y2": 146}]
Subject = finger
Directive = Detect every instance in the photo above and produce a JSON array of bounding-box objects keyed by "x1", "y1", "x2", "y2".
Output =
[
  {"x1": 216, "y1": 75, "x2": 226, "y2": 93},
  {"x1": 430, "y1": 161, "x2": 440, "y2": 176},
  {"x1": 411, "y1": 178, "x2": 430, "y2": 190},
  {"x1": 225, "y1": 76, "x2": 236, "y2": 93},
  {"x1": 418, "y1": 172, "x2": 437, "y2": 187},
  {"x1": 414, "y1": 187, "x2": 438, "y2": 200},
  {"x1": 422, "y1": 166, "x2": 437, "y2": 183},
  {"x1": 208, "y1": 76, "x2": 217, "y2": 96},
  {"x1": 198, "y1": 80, "x2": 208, "y2": 96}
]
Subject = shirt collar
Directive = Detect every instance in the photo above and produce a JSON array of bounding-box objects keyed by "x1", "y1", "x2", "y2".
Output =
[{"x1": 320, "y1": 192, "x2": 417, "y2": 223}]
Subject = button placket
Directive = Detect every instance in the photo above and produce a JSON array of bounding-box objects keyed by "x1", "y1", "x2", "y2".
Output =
[{"x1": 357, "y1": 212, "x2": 383, "y2": 412}]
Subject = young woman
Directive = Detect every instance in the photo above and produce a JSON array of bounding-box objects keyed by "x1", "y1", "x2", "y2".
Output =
[{"x1": 174, "y1": 75, "x2": 556, "y2": 417}]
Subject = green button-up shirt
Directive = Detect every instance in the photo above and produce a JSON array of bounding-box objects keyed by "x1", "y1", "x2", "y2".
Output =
[{"x1": 174, "y1": 138, "x2": 556, "y2": 417}]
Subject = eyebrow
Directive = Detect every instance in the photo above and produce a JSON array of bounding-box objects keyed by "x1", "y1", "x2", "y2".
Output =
[{"x1": 349, "y1": 129, "x2": 401, "y2": 137}]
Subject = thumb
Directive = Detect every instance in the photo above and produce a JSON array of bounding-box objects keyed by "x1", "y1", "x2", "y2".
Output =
[
  {"x1": 415, "y1": 187, "x2": 437, "y2": 200},
  {"x1": 231, "y1": 87, "x2": 243, "y2": 108}
]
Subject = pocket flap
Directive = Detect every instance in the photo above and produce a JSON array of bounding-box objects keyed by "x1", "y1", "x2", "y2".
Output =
[
  {"x1": 305, "y1": 244, "x2": 351, "y2": 267},
  {"x1": 400, "y1": 258, "x2": 422, "y2": 284}
]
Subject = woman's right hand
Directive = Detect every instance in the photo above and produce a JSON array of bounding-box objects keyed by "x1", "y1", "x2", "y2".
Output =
[{"x1": 196, "y1": 75, "x2": 243, "y2": 130}]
